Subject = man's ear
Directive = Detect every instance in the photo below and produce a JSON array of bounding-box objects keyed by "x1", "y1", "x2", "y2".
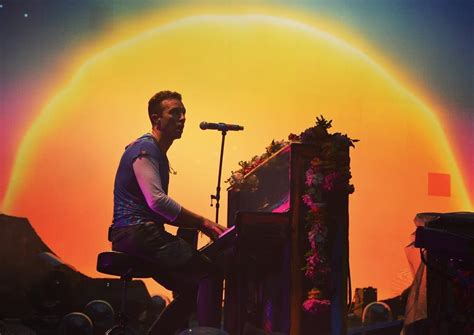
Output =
[{"x1": 151, "y1": 114, "x2": 161, "y2": 127}]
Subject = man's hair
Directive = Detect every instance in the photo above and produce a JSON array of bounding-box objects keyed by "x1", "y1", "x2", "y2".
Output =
[{"x1": 148, "y1": 90, "x2": 182, "y2": 125}]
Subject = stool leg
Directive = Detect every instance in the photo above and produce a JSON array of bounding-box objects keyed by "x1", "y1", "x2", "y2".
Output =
[
  {"x1": 106, "y1": 276, "x2": 132, "y2": 335},
  {"x1": 119, "y1": 276, "x2": 129, "y2": 328}
]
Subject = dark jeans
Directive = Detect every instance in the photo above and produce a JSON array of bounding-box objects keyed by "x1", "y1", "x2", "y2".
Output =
[{"x1": 110, "y1": 223, "x2": 223, "y2": 334}]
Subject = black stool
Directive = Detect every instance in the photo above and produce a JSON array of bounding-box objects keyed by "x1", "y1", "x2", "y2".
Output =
[{"x1": 97, "y1": 251, "x2": 155, "y2": 335}]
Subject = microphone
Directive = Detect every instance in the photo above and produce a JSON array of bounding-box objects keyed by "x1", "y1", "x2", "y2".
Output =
[{"x1": 200, "y1": 121, "x2": 244, "y2": 131}]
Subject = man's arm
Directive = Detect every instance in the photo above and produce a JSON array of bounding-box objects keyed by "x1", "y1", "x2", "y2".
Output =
[
  {"x1": 133, "y1": 156, "x2": 226, "y2": 240},
  {"x1": 173, "y1": 207, "x2": 226, "y2": 241}
]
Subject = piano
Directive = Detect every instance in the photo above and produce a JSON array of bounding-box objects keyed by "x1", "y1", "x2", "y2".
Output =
[{"x1": 202, "y1": 143, "x2": 350, "y2": 335}]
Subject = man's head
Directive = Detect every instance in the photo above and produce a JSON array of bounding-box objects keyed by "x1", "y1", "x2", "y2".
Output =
[{"x1": 148, "y1": 90, "x2": 186, "y2": 140}]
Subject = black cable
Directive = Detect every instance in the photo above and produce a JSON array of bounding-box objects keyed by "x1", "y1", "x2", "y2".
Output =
[
  {"x1": 347, "y1": 235, "x2": 352, "y2": 312},
  {"x1": 347, "y1": 263, "x2": 352, "y2": 312}
]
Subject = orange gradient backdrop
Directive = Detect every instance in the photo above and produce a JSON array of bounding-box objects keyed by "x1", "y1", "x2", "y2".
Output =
[{"x1": 2, "y1": 6, "x2": 472, "y2": 299}]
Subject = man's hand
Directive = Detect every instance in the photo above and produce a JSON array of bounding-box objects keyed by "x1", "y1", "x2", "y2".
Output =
[
  {"x1": 200, "y1": 219, "x2": 227, "y2": 241},
  {"x1": 172, "y1": 207, "x2": 226, "y2": 241}
]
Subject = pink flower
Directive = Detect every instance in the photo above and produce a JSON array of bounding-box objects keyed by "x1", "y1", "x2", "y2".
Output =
[
  {"x1": 308, "y1": 226, "x2": 321, "y2": 247},
  {"x1": 302, "y1": 298, "x2": 331, "y2": 314},
  {"x1": 308, "y1": 229, "x2": 317, "y2": 241},
  {"x1": 305, "y1": 257, "x2": 315, "y2": 266},
  {"x1": 302, "y1": 194, "x2": 313, "y2": 208},
  {"x1": 313, "y1": 223, "x2": 325, "y2": 234},
  {"x1": 309, "y1": 206, "x2": 318, "y2": 213},
  {"x1": 305, "y1": 252, "x2": 324, "y2": 279},
  {"x1": 310, "y1": 202, "x2": 324, "y2": 213},
  {"x1": 305, "y1": 168, "x2": 314, "y2": 186},
  {"x1": 322, "y1": 172, "x2": 338, "y2": 191},
  {"x1": 305, "y1": 267, "x2": 315, "y2": 279}
]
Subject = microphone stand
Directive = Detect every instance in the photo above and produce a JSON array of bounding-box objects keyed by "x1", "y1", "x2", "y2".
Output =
[
  {"x1": 178, "y1": 130, "x2": 229, "y2": 252},
  {"x1": 181, "y1": 129, "x2": 228, "y2": 248},
  {"x1": 211, "y1": 130, "x2": 227, "y2": 223}
]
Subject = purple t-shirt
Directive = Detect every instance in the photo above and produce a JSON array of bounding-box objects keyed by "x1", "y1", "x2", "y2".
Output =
[{"x1": 112, "y1": 134, "x2": 181, "y2": 228}]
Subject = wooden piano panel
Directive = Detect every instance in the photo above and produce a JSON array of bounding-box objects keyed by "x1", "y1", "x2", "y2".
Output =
[{"x1": 223, "y1": 212, "x2": 290, "y2": 335}]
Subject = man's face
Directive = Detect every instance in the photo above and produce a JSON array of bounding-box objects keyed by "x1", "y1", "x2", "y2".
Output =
[{"x1": 157, "y1": 98, "x2": 186, "y2": 140}]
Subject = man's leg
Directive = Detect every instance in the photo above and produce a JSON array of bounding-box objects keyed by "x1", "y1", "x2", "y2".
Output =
[
  {"x1": 148, "y1": 287, "x2": 197, "y2": 335},
  {"x1": 148, "y1": 252, "x2": 223, "y2": 334}
]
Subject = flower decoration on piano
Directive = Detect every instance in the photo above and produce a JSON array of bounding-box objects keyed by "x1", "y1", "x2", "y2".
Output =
[
  {"x1": 302, "y1": 288, "x2": 331, "y2": 315},
  {"x1": 225, "y1": 139, "x2": 291, "y2": 191},
  {"x1": 301, "y1": 115, "x2": 357, "y2": 315}
]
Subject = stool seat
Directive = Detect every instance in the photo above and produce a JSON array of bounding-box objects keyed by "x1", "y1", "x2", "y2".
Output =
[{"x1": 97, "y1": 251, "x2": 155, "y2": 279}]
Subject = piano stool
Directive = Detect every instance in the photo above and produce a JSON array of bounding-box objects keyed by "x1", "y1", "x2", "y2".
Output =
[{"x1": 97, "y1": 251, "x2": 156, "y2": 335}]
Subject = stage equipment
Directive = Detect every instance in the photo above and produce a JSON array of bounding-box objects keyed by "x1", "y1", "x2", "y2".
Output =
[
  {"x1": 362, "y1": 302, "x2": 392, "y2": 325},
  {"x1": 58, "y1": 312, "x2": 93, "y2": 335},
  {"x1": 178, "y1": 121, "x2": 245, "y2": 256},
  {"x1": 352, "y1": 287, "x2": 377, "y2": 319},
  {"x1": 415, "y1": 225, "x2": 474, "y2": 258},
  {"x1": 200, "y1": 121, "x2": 244, "y2": 131},
  {"x1": 220, "y1": 143, "x2": 350, "y2": 335},
  {"x1": 202, "y1": 121, "x2": 244, "y2": 224},
  {"x1": 0, "y1": 214, "x2": 158, "y2": 335},
  {"x1": 84, "y1": 300, "x2": 115, "y2": 335},
  {"x1": 405, "y1": 212, "x2": 474, "y2": 334},
  {"x1": 149, "y1": 295, "x2": 166, "y2": 314},
  {"x1": 0, "y1": 321, "x2": 36, "y2": 335}
]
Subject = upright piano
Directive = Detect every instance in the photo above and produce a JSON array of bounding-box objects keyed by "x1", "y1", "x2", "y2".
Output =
[{"x1": 220, "y1": 143, "x2": 350, "y2": 335}]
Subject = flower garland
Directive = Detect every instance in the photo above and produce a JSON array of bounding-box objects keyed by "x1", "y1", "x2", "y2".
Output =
[
  {"x1": 225, "y1": 139, "x2": 290, "y2": 191},
  {"x1": 299, "y1": 116, "x2": 356, "y2": 315},
  {"x1": 225, "y1": 115, "x2": 356, "y2": 316}
]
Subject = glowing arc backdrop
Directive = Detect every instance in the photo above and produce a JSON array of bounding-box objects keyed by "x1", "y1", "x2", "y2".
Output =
[{"x1": 2, "y1": 12, "x2": 471, "y2": 299}]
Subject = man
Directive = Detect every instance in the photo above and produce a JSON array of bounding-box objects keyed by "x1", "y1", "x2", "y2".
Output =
[{"x1": 109, "y1": 90, "x2": 226, "y2": 334}]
